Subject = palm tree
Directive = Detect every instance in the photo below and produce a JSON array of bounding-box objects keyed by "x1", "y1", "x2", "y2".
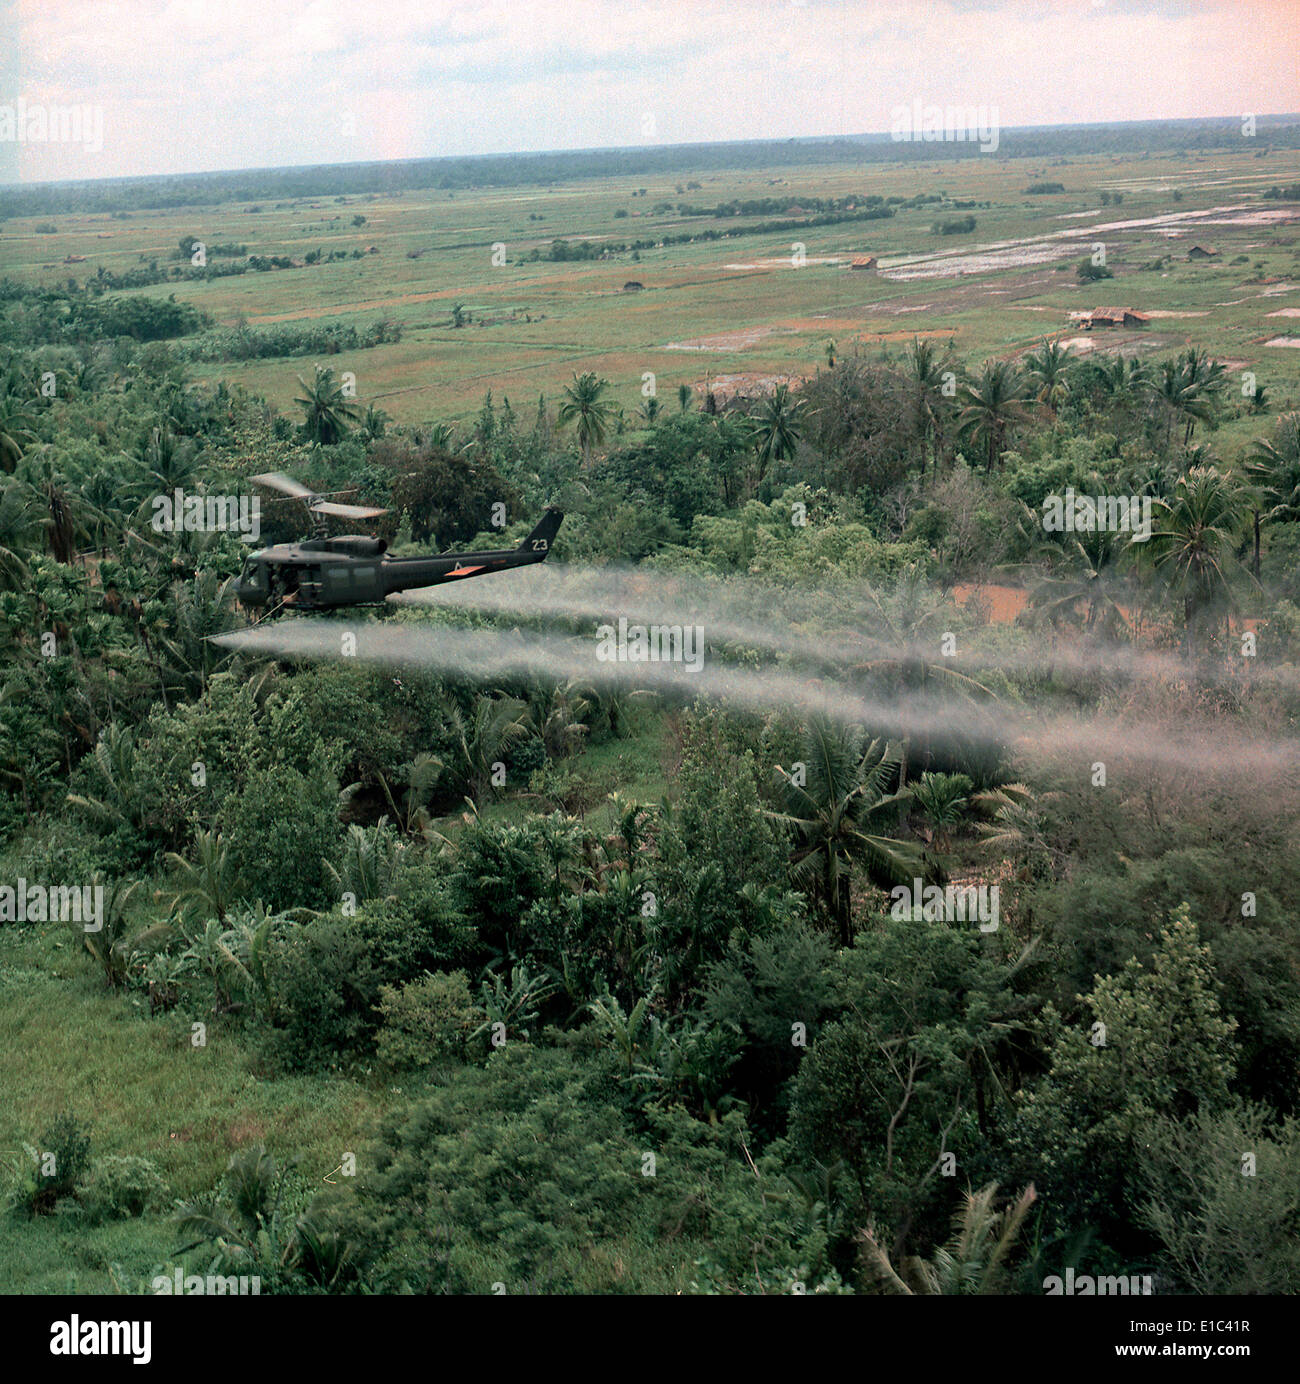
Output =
[
  {"x1": 165, "y1": 829, "x2": 243, "y2": 925},
  {"x1": 972, "y1": 783, "x2": 1053, "y2": 871},
  {"x1": 374, "y1": 752, "x2": 443, "y2": 840},
  {"x1": 295, "y1": 365, "x2": 362, "y2": 445},
  {"x1": 175, "y1": 1144, "x2": 354, "y2": 1287},
  {"x1": 136, "y1": 425, "x2": 198, "y2": 493},
  {"x1": 748, "y1": 382, "x2": 807, "y2": 484},
  {"x1": 65, "y1": 722, "x2": 146, "y2": 837},
  {"x1": 1145, "y1": 349, "x2": 1225, "y2": 454},
  {"x1": 23, "y1": 448, "x2": 89, "y2": 564},
  {"x1": 433, "y1": 695, "x2": 533, "y2": 802},
  {"x1": 677, "y1": 383, "x2": 693, "y2": 413},
  {"x1": 426, "y1": 417, "x2": 456, "y2": 451},
  {"x1": 80, "y1": 878, "x2": 169, "y2": 990},
  {"x1": 0, "y1": 480, "x2": 41, "y2": 587},
  {"x1": 323, "y1": 820, "x2": 404, "y2": 905},
  {"x1": 533, "y1": 681, "x2": 591, "y2": 759},
  {"x1": 0, "y1": 394, "x2": 37, "y2": 474},
  {"x1": 1242, "y1": 413, "x2": 1300, "y2": 579},
  {"x1": 1091, "y1": 353, "x2": 1149, "y2": 405},
  {"x1": 1087, "y1": 353, "x2": 1150, "y2": 440},
  {"x1": 1178, "y1": 347, "x2": 1227, "y2": 445},
  {"x1": 360, "y1": 403, "x2": 390, "y2": 441},
  {"x1": 1137, "y1": 465, "x2": 1250, "y2": 657},
  {"x1": 912, "y1": 771, "x2": 973, "y2": 853},
  {"x1": 154, "y1": 569, "x2": 237, "y2": 696},
  {"x1": 848, "y1": 569, "x2": 999, "y2": 784},
  {"x1": 557, "y1": 372, "x2": 615, "y2": 465},
  {"x1": 79, "y1": 460, "x2": 134, "y2": 554},
  {"x1": 1023, "y1": 339, "x2": 1073, "y2": 417},
  {"x1": 905, "y1": 337, "x2": 953, "y2": 478},
  {"x1": 859, "y1": 1183, "x2": 1037, "y2": 1294},
  {"x1": 1022, "y1": 496, "x2": 1131, "y2": 637},
  {"x1": 957, "y1": 360, "x2": 1030, "y2": 473},
  {"x1": 768, "y1": 717, "x2": 927, "y2": 945}
]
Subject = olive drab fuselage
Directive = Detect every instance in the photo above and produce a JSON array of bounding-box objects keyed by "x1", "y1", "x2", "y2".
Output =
[{"x1": 234, "y1": 510, "x2": 563, "y2": 612}]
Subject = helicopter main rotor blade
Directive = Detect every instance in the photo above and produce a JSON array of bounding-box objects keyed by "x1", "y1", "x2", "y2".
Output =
[
  {"x1": 250, "y1": 471, "x2": 314, "y2": 499},
  {"x1": 311, "y1": 500, "x2": 390, "y2": 520}
]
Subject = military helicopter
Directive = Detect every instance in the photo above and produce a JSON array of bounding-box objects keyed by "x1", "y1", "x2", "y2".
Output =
[{"x1": 233, "y1": 471, "x2": 563, "y2": 617}]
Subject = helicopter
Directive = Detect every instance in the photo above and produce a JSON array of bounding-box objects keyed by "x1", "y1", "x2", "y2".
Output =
[{"x1": 233, "y1": 471, "x2": 563, "y2": 617}]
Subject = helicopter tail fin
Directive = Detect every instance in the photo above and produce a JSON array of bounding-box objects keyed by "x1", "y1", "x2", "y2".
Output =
[{"x1": 519, "y1": 508, "x2": 563, "y2": 558}]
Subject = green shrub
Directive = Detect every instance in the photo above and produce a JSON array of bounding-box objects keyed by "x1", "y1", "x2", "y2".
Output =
[
  {"x1": 220, "y1": 749, "x2": 342, "y2": 910},
  {"x1": 263, "y1": 919, "x2": 382, "y2": 1071},
  {"x1": 375, "y1": 970, "x2": 481, "y2": 1071},
  {"x1": 78, "y1": 1154, "x2": 169, "y2": 1222},
  {"x1": 15, "y1": 1112, "x2": 91, "y2": 1216}
]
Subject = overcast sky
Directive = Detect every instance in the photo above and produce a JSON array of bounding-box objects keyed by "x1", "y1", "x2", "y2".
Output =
[{"x1": 2, "y1": 0, "x2": 1298, "y2": 184}]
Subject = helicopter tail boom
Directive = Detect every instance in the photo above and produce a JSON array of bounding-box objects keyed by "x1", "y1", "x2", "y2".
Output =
[{"x1": 519, "y1": 508, "x2": 563, "y2": 557}]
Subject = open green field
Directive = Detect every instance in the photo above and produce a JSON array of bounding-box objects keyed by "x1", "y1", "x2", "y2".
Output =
[{"x1": 5, "y1": 147, "x2": 1299, "y2": 444}]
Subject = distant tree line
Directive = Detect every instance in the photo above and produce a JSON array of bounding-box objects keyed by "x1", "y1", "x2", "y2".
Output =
[
  {"x1": 0, "y1": 278, "x2": 211, "y2": 344},
  {"x1": 180, "y1": 316, "x2": 402, "y2": 363},
  {"x1": 5, "y1": 117, "x2": 1298, "y2": 217}
]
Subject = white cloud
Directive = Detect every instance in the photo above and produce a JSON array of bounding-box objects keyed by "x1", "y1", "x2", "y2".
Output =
[{"x1": 3, "y1": 0, "x2": 1296, "y2": 181}]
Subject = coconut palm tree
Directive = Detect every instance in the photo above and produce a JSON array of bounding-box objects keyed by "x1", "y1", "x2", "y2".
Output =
[
  {"x1": 557, "y1": 372, "x2": 615, "y2": 465},
  {"x1": 1145, "y1": 349, "x2": 1224, "y2": 455},
  {"x1": 323, "y1": 820, "x2": 404, "y2": 906},
  {"x1": 768, "y1": 717, "x2": 927, "y2": 945},
  {"x1": 905, "y1": 337, "x2": 954, "y2": 478},
  {"x1": 0, "y1": 394, "x2": 37, "y2": 474},
  {"x1": 0, "y1": 479, "x2": 41, "y2": 587},
  {"x1": 1023, "y1": 339, "x2": 1073, "y2": 417},
  {"x1": 80, "y1": 878, "x2": 168, "y2": 991},
  {"x1": 847, "y1": 569, "x2": 999, "y2": 784},
  {"x1": 1137, "y1": 465, "x2": 1251, "y2": 657},
  {"x1": 65, "y1": 722, "x2": 146, "y2": 837},
  {"x1": 22, "y1": 448, "x2": 88, "y2": 563},
  {"x1": 1242, "y1": 413, "x2": 1300, "y2": 578},
  {"x1": 972, "y1": 782, "x2": 1054, "y2": 872},
  {"x1": 360, "y1": 403, "x2": 390, "y2": 441},
  {"x1": 748, "y1": 381, "x2": 807, "y2": 484},
  {"x1": 1090, "y1": 352, "x2": 1150, "y2": 405},
  {"x1": 136, "y1": 425, "x2": 198, "y2": 493},
  {"x1": 957, "y1": 360, "x2": 1031, "y2": 473},
  {"x1": 295, "y1": 364, "x2": 362, "y2": 445},
  {"x1": 1022, "y1": 498, "x2": 1132, "y2": 637}
]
